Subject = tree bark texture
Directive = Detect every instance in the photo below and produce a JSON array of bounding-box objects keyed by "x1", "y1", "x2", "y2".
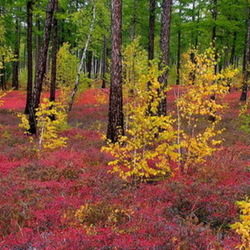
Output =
[
  {"x1": 101, "y1": 35, "x2": 107, "y2": 88},
  {"x1": 50, "y1": 0, "x2": 58, "y2": 103},
  {"x1": 0, "y1": 56, "x2": 5, "y2": 90},
  {"x1": 25, "y1": 0, "x2": 33, "y2": 114},
  {"x1": 35, "y1": 19, "x2": 41, "y2": 74},
  {"x1": 176, "y1": 7, "x2": 181, "y2": 85},
  {"x1": 148, "y1": 0, "x2": 156, "y2": 61},
  {"x1": 240, "y1": 7, "x2": 250, "y2": 101},
  {"x1": 28, "y1": 0, "x2": 56, "y2": 134},
  {"x1": 107, "y1": 0, "x2": 124, "y2": 143},
  {"x1": 158, "y1": 0, "x2": 172, "y2": 116},
  {"x1": 12, "y1": 17, "x2": 20, "y2": 90}
]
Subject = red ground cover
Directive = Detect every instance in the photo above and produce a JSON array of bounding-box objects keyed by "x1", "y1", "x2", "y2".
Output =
[{"x1": 0, "y1": 87, "x2": 249, "y2": 249}]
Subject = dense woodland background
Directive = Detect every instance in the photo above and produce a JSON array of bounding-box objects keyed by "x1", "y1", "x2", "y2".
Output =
[
  {"x1": 0, "y1": 0, "x2": 249, "y2": 92},
  {"x1": 0, "y1": 0, "x2": 250, "y2": 249}
]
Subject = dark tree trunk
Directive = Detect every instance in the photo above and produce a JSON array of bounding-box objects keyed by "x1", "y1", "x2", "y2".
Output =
[
  {"x1": 101, "y1": 35, "x2": 107, "y2": 88},
  {"x1": 176, "y1": 7, "x2": 181, "y2": 85},
  {"x1": 107, "y1": 0, "x2": 124, "y2": 143},
  {"x1": 211, "y1": 0, "x2": 218, "y2": 73},
  {"x1": 240, "y1": 7, "x2": 250, "y2": 101},
  {"x1": 35, "y1": 19, "x2": 41, "y2": 74},
  {"x1": 87, "y1": 50, "x2": 92, "y2": 79},
  {"x1": 50, "y1": 0, "x2": 58, "y2": 103},
  {"x1": 148, "y1": 0, "x2": 156, "y2": 61},
  {"x1": 189, "y1": 52, "x2": 197, "y2": 85},
  {"x1": 1, "y1": 56, "x2": 6, "y2": 90},
  {"x1": 25, "y1": 0, "x2": 33, "y2": 114},
  {"x1": 28, "y1": 0, "x2": 57, "y2": 134},
  {"x1": 209, "y1": 0, "x2": 218, "y2": 122},
  {"x1": 230, "y1": 32, "x2": 237, "y2": 66},
  {"x1": 130, "y1": 0, "x2": 137, "y2": 40},
  {"x1": 191, "y1": 0, "x2": 196, "y2": 47},
  {"x1": 147, "y1": 0, "x2": 156, "y2": 115},
  {"x1": 195, "y1": 5, "x2": 200, "y2": 48},
  {"x1": 211, "y1": 0, "x2": 217, "y2": 47},
  {"x1": 12, "y1": 17, "x2": 20, "y2": 90},
  {"x1": 176, "y1": 29, "x2": 181, "y2": 85},
  {"x1": 158, "y1": 0, "x2": 172, "y2": 116}
]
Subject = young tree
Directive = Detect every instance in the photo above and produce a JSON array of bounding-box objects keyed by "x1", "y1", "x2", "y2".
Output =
[
  {"x1": 28, "y1": 0, "x2": 57, "y2": 134},
  {"x1": 158, "y1": 0, "x2": 172, "y2": 116},
  {"x1": 107, "y1": 0, "x2": 124, "y2": 143}
]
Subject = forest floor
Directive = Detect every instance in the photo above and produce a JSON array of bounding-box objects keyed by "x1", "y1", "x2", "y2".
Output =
[{"x1": 0, "y1": 86, "x2": 249, "y2": 249}]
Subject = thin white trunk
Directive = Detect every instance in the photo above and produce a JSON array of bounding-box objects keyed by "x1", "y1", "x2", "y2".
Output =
[{"x1": 68, "y1": 5, "x2": 96, "y2": 111}]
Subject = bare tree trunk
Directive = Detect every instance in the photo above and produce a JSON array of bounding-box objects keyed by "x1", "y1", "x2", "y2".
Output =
[
  {"x1": 68, "y1": 5, "x2": 96, "y2": 111},
  {"x1": 24, "y1": 0, "x2": 33, "y2": 114},
  {"x1": 50, "y1": 0, "x2": 58, "y2": 103},
  {"x1": 0, "y1": 56, "x2": 5, "y2": 90},
  {"x1": 35, "y1": 19, "x2": 41, "y2": 74},
  {"x1": 230, "y1": 32, "x2": 237, "y2": 66},
  {"x1": 28, "y1": 0, "x2": 57, "y2": 134},
  {"x1": 158, "y1": 0, "x2": 173, "y2": 116},
  {"x1": 211, "y1": 0, "x2": 218, "y2": 68},
  {"x1": 176, "y1": 7, "x2": 181, "y2": 85},
  {"x1": 240, "y1": 7, "x2": 250, "y2": 101},
  {"x1": 87, "y1": 50, "x2": 92, "y2": 79},
  {"x1": 101, "y1": 35, "x2": 107, "y2": 88},
  {"x1": 148, "y1": 0, "x2": 156, "y2": 61},
  {"x1": 209, "y1": 0, "x2": 218, "y2": 122},
  {"x1": 107, "y1": 0, "x2": 124, "y2": 143},
  {"x1": 12, "y1": 17, "x2": 20, "y2": 90},
  {"x1": 130, "y1": 0, "x2": 137, "y2": 40}
]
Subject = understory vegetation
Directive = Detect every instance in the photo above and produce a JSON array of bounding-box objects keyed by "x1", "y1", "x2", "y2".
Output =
[{"x1": 0, "y1": 69, "x2": 249, "y2": 249}]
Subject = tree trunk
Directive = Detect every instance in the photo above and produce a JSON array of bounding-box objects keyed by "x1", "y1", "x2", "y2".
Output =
[
  {"x1": 211, "y1": 0, "x2": 217, "y2": 47},
  {"x1": 25, "y1": 0, "x2": 33, "y2": 114},
  {"x1": 158, "y1": 0, "x2": 173, "y2": 116},
  {"x1": 130, "y1": 0, "x2": 137, "y2": 40},
  {"x1": 147, "y1": 0, "x2": 156, "y2": 115},
  {"x1": 28, "y1": 0, "x2": 57, "y2": 134},
  {"x1": 148, "y1": 0, "x2": 156, "y2": 61},
  {"x1": 87, "y1": 50, "x2": 92, "y2": 79},
  {"x1": 68, "y1": 5, "x2": 96, "y2": 111},
  {"x1": 50, "y1": 0, "x2": 58, "y2": 103},
  {"x1": 107, "y1": 0, "x2": 124, "y2": 143},
  {"x1": 35, "y1": 19, "x2": 41, "y2": 74},
  {"x1": 176, "y1": 7, "x2": 181, "y2": 85},
  {"x1": 101, "y1": 35, "x2": 107, "y2": 88},
  {"x1": 230, "y1": 32, "x2": 237, "y2": 66},
  {"x1": 1, "y1": 56, "x2": 5, "y2": 90},
  {"x1": 240, "y1": 7, "x2": 250, "y2": 101},
  {"x1": 12, "y1": 17, "x2": 20, "y2": 90},
  {"x1": 209, "y1": 0, "x2": 218, "y2": 122}
]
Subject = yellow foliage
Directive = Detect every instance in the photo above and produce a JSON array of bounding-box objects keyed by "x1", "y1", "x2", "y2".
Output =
[
  {"x1": 231, "y1": 198, "x2": 250, "y2": 249},
  {"x1": 103, "y1": 44, "x2": 238, "y2": 181},
  {"x1": 177, "y1": 48, "x2": 237, "y2": 170},
  {"x1": 18, "y1": 98, "x2": 68, "y2": 150},
  {"x1": 75, "y1": 202, "x2": 133, "y2": 229},
  {"x1": 0, "y1": 90, "x2": 8, "y2": 107},
  {"x1": 103, "y1": 39, "x2": 179, "y2": 182}
]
